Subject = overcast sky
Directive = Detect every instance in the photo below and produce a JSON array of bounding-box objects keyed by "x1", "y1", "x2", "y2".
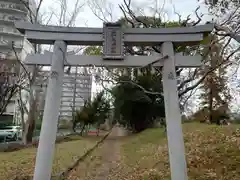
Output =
[{"x1": 40, "y1": 0, "x2": 208, "y2": 27}]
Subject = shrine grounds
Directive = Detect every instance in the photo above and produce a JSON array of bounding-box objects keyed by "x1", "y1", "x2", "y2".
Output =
[{"x1": 0, "y1": 123, "x2": 239, "y2": 180}]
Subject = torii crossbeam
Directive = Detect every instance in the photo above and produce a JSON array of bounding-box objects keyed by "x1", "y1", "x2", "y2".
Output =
[
  {"x1": 15, "y1": 22, "x2": 213, "y2": 180},
  {"x1": 24, "y1": 51, "x2": 202, "y2": 67}
]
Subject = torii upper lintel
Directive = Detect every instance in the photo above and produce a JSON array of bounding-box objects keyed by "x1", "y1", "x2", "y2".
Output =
[{"x1": 15, "y1": 21, "x2": 213, "y2": 46}]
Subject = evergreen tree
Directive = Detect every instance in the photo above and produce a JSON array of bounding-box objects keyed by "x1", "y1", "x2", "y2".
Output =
[{"x1": 199, "y1": 36, "x2": 231, "y2": 124}]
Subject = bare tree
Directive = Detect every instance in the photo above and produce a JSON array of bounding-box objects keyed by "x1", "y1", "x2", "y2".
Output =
[
  {"x1": 0, "y1": 50, "x2": 28, "y2": 116},
  {"x1": 0, "y1": 69, "x2": 18, "y2": 115},
  {"x1": 205, "y1": 0, "x2": 240, "y2": 43},
  {"x1": 86, "y1": 0, "x2": 239, "y2": 114},
  {"x1": 12, "y1": 0, "x2": 85, "y2": 144},
  {"x1": 0, "y1": 55, "x2": 15, "y2": 114}
]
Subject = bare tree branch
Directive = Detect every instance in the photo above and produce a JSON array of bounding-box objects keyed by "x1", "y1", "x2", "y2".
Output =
[{"x1": 192, "y1": 6, "x2": 203, "y2": 26}]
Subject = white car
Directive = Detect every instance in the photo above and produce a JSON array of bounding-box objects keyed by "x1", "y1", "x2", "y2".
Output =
[{"x1": 0, "y1": 126, "x2": 22, "y2": 141}]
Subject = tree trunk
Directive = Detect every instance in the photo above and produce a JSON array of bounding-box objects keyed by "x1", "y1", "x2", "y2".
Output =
[
  {"x1": 97, "y1": 127, "x2": 100, "y2": 136},
  {"x1": 209, "y1": 81, "x2": 214, "y2": 123},
  {"x1": 80, "y1": 124, "x2": 86, "y2": 136},
  {"x1": 17, "y1": 91, "x2": 28, "y2": 140},
  {"x1": 72, "y1": 124, "x2": 76, "y2": 133},
  {"x1": 72, "y1": 118, "x2": 77, "y2": 133},
  {"x1": 24, "y1": 120, "x2": 35, "y2": 144},
  {"x1": 23, "y1": 90, "x2": 38, "y2": 144},
  {"x1": 23, "y1": 107, "x2": 36, "y2": 144}
]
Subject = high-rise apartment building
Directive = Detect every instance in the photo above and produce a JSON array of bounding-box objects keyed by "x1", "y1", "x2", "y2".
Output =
[
  {"x1": 0, "y1": 1, "x2": 93, "y2": 124},
  {"x1": 0, "y1": 0, "x2": 36, "y2": 119},
  {"x1": 60, "y1": 67, "x2": 92, "y2": 120},
  {"x1": 36, "y1": 67, "x2": 93, "y2": 121}
]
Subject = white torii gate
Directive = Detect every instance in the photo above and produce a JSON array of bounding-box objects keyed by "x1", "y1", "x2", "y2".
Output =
[{"x1": 15, "y1": 22, "x2": 213, "y2": 180}]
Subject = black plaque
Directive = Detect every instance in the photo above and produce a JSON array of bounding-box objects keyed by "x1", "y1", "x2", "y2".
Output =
[{"x1": 103, "y1": 22, "x2": 124, "y2": 60}]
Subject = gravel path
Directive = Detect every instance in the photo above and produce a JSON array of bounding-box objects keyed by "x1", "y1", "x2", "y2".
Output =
[{"x1": 67, "y1": 127, "x2": 124, "y2": 180}]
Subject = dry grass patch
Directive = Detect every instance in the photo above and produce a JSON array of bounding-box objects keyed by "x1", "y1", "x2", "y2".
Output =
[
  {"x1": 119, "y1": 123, "x2": 240, "y2": 180},
  {"x1": 0, "y1": 136, "x2": 101, "y2": 180}
]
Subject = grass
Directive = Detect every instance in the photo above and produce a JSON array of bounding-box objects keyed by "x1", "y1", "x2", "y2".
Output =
[
  {"x1": 0, "y1": 136, "x2": 101, "y2": 180},
  {"x1": 119, "y1": 123, "x2": 240, "y2": 180},
  {"x1": 1, "y1": 124, "x2": 239, "y2": 180}
]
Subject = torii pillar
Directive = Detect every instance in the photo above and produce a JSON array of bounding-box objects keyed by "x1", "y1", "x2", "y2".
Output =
[
  {"x1": 33, "y1": 40, "x2": 66, "y2": 180},
  {"x1": 162, "y1": 42, "x2": 188, "y2": 179}
]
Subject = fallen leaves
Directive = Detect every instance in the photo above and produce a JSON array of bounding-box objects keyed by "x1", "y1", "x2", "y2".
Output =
[
  {"x1": 2, "y1": 124, "x2": 239, "y2": 180},
  {"x1": 118, "y1": 123, "x2": 240, "y2": 180},
  {"x1": 0, "y1": 136, "x2": 100, "y2": 180}
]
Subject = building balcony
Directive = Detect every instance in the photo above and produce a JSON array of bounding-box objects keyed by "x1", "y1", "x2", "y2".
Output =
[
  {"x1": 2, "y1": 0, "x2": 29, "y2": 4},
  {"x1": 0, "y1": 6, "x2": 27, "y2": 15},
  {"x1": 0, "y1": 30, "x2": 22, "y2": 37},
  {"x1": 0, "y1": 13, "x2": 27, "y2": 24},
  {"x1": 0, "y1": 35, "x2": 24, "y2": 53},
  {"x1": 0, "y1": 42, "x2": 23, "y2": 51},
  {"x1": 0, "y1": 25, "x2": 22, "y2": 36},
  {"x1": 0, "y1": 51, "x2": 22, "y2": 61}
]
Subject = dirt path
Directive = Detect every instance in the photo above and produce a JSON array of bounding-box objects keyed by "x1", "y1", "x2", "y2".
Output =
[{"x1": 67, "y1": 127, "x2": 124, "y2": 180}]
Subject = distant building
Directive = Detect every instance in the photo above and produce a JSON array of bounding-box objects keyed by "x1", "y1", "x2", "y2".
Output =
[
  {"x1": 35, "y1": 67, "x2": 93, "y2": 121},
  {"x1": 60, "y1": 67, "x2": 92, "y2": 120},
  {"x1": 0, "y1": 0, "x2": 36, "y2": 120}
]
